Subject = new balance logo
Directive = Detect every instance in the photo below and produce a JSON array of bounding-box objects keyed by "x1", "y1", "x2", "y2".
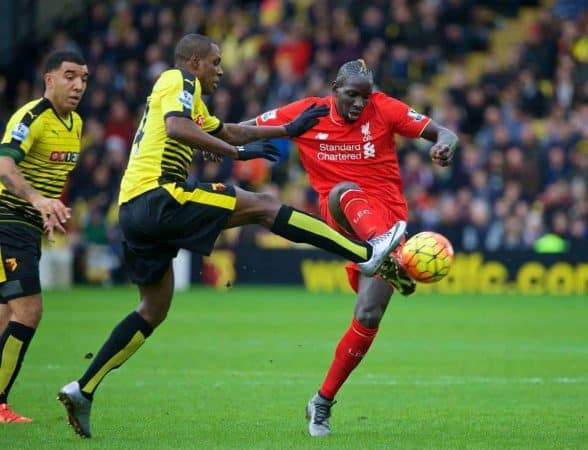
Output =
[{"x1": 315, "y1": 133, "x2": 329, "y2": 140}]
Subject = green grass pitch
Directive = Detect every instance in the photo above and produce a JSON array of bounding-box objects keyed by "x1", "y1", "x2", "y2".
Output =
[{"x1": 2, "y1": 286, "x2": 587, "y2": 449}]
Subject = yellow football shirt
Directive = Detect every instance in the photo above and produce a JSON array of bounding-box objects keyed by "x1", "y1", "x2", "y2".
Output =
[
  {"x1": 118, "y1": 68, "x2": 221, "y2": 205},
  {"x1": 0, "y1": 98, "x2": 82, "y2": 231}
]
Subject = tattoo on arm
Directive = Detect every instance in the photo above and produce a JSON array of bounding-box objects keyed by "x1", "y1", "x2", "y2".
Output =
[{"x1": 0, "y1": 162, "x2": 39, "y2": 201}]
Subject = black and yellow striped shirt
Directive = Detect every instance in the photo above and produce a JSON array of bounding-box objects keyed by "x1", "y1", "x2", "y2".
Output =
[
  {"x1": 0, "y1": 98, "x2": 82, "y2": 231},
  {"x1": 118, "y1": 68, "x2": 221, "y2": 205}
]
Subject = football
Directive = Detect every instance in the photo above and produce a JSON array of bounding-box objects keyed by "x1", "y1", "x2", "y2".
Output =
[{"x1": 400, "y1": 231, "x2": 454, "y2": 283}]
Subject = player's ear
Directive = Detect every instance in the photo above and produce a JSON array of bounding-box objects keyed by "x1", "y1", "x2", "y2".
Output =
[{"x1": 44, "y1": 72, "x2": 53, "y2": 89}]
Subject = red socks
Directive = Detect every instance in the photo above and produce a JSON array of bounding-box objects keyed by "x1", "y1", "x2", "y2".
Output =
[
  {"x1": 339, "y1": 189, "x2": 385, "y2": 240},
  {"x1": 319, "y1": 318, "x2": 378, "y2": 400}
]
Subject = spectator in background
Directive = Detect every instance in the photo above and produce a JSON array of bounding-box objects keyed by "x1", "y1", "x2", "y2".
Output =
[{"x1": 2, "y1": 0, "x2": 587, "y2": 273}]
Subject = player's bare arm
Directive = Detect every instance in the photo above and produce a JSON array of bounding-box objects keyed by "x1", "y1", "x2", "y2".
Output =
[
  {"x1": 167, "y1": 116, "x2": 280, "y2": 162},
  {"x1": 0, "y1": 156, "x2": 70, "y2": 237},
  {"x1": 167, "y1": 116, "x2": 240, "y2": 158},
  {"x1": 420, "y1": 121, "x2": 459, "y2": 167},
  {"x1": 215, "y1": 123, "x2": 288, "y2": 144},
  {"x1": 217, "y1": 103, "x2": 329, "y2": 144}
]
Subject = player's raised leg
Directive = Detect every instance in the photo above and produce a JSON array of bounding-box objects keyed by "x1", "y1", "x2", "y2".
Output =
[
  {"x1": 226, "y1": 187, "x2": 406, "y2": 277},
  {"x1": 329, "y1": 182, "x2": 416, "y2": 296}
]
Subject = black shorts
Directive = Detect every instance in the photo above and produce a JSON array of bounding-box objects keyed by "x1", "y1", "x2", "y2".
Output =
[
  {"x1": 0, "y1": 223, "x2": 42, "y2": 303},
  {"x1": 119, "y1": 181, "x2": 237, "y2": 285}
]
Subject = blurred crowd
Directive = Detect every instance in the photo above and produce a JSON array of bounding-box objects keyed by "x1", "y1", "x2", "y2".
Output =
[{"x1": 0, "y1": 0, "x2": 587, "y2": 283}]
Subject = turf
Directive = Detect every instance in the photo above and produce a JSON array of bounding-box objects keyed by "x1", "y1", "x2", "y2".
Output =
[{"x1": 2, "y1": 286, "x2": 587, "y2": 449}]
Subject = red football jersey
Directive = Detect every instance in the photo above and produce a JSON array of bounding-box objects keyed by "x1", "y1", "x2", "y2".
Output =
[{"x1": 256, "y1": 93, "x2": 431, "y2": 205}]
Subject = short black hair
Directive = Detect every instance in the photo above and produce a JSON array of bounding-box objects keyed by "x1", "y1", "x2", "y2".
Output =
[
  {"x1": 335, "y1": 59, "x2": 374, "y2": 84},
  {"x1": 44, "y1": 50, "x2": 86, "y2": 73},
  {"x1": 174, "y1": 33, "x2": 215, "y2": 62}
]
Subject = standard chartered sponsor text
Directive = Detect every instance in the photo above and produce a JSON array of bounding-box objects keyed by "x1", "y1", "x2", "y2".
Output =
[{"x1": 317, "y1": 143, "x2": 363, "y2": 160}]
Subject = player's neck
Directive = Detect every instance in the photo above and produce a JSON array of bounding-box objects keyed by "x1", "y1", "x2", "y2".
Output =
[{"x1": 44, "y1": 94, "x2": 71, "y2": 119}]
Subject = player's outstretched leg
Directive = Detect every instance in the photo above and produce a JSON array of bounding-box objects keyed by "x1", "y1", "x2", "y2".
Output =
[
  {"x1": 378, "y1": 255, "x2": 417, "y2": 296},
  {"x1": 306, "y1": 393, "x2": 336, "y2": 437},
  {"x1": 57, "y1": 381, "x2": 92, "y2": 438},
  {"x1": 356, "y1": 221, "x2": 406, "y2": 277}
]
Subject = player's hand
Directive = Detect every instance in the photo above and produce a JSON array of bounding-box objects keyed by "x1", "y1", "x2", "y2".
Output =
[
  {"x1": 430, "y1": 142, "x2": 456, "y2": 167},
  {"x1": 236, "y1": 140, "x2": 281, "y2": 162},
  {"x1": 43, "y1": 214, "x2": 65, "y2": 242},
  {"x1": 31, "y1": 196, "x2": 71, "y2": 236},
  {"x1": 284, "y1": 103, "x2": 329, "y2": 137}
]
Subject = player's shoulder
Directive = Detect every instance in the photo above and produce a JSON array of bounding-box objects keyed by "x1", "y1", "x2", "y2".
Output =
[
  {"x1": 9, "y1": 98, "x2": 52, "y2": 124},
  {"x1": 370, "y1": 91, "x2": 411, "y2": 115},
  {"x1": 370, "y1": 91, "x2": 400, "y2": 106},
  {"x1": 72, "y1": 110, "x2": 83, "y2": 128},
  {"x1": 158, "y1": 68, "x2": 195, "y2": 85},
  {"x1": 284, "y1": 96, "x2": 328, "y2": 112}
]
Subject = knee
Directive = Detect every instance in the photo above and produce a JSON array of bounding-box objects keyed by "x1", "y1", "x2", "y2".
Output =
[
  {"x1": 328, "y1": 182, "x2": 360, "y2": 207},
  {"x1": 328, "y1": 182, "x2": 361, "y2": 224},
  {"x1": 354, "y1": 297, "x2": 388, "y2": 328},
  {"x1": 354, "y1": 305, "x2": 384, "y2": 329},
  {"x1": 254, "y1": 192, "x2": 282, "y2": 227},
  {"x1": 10, "y1": 298, "x2": 43, "y2": 328},
  {"x1": 137, "y1": 299, "x2": 169, "y2": 328}
]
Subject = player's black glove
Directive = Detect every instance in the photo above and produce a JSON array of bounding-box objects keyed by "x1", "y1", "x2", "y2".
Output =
[
  {"x1": 236, "y1": 140, "x2": 281, "y2": 162},
  {"x1": 284, "y1": 103, "x2": 329, "y2": 137}
]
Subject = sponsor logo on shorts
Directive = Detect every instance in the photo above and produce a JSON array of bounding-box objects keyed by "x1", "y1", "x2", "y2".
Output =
[
  {"x1": 195, "y1": 115, "x2": 204, "y2": 126},
  {"x1": 211, "y1": 183, "x2": 226, "y2": 192},
  {"x1": 5, "y1": 258, "x2": 17, "y2": 272}
]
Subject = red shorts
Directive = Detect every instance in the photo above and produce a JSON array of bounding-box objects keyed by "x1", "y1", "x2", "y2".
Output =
[{"x1": 319, "y1": 196, "x2": 408, "y2": 293}]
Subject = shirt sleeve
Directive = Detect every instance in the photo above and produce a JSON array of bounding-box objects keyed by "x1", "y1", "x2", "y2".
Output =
[
  {"x1": 255, "y1": 98, "x2": 314, "y2": 126},
  {"x1": 0, "y1": 109, "x2": 43, "y2": 158},
  {"x1": 378, "y1": 94, "x2": 431, "y2": 139},
  {"x1": 158, "y1": 70, "x2": 195, "y2": 120},
  {"x1": 193, "y1": 93, "x2": 221, "y2": 133}
]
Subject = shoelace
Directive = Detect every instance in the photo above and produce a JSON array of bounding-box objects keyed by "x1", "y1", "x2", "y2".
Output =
[
  {"x1": 312, "y1": 400, "x2": 336, "y2": 424},
  {"x1": 1, "y1": 404, "x2": 24, "y2": 422}
]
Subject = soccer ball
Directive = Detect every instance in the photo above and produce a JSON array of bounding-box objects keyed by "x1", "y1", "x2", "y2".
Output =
[{"x1": 400, "y1": 232, "x2": 454, "y2": 283}]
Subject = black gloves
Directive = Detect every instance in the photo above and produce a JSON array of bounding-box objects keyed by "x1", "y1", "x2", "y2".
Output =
[
  {"x1": 284, "y1": 103, "x2": 329, "y2": 137},
  {"x1": 236, "y1": 140, "x2": 281, "y2": 161}
]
